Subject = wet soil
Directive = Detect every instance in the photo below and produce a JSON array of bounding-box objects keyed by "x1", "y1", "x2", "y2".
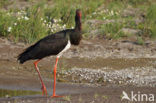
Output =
[
  {"x1": 61, "y1": 57, "x2": 156, "y2": 70},
  {"x1": 0, "y1": 72, "x2": 156, "y2": 103},
  {"x1": 0, "y1": 38, "x2": 156, "y2": 103}
]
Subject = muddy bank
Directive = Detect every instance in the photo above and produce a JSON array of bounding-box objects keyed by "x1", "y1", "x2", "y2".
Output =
[
  {"x1": 0, "y1": 37, "x2": 156, "y2": 86},
  {"x1": 0, "y1": 38, "x2": 156, "y2": 102},
  {"x1": 0, "y1": 38, "x2": 156, "y2": 61},
  {"x1": 0, "y1": 57, "x2": 156, "y2": 87},
  {"x1": 0, "y1": 72, "x2": 156, "y2": 103},
  {"x1": 0, "y1": 82, "x2": 156, "y2": 103}
]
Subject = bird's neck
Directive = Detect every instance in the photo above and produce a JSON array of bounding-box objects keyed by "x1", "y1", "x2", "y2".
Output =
[
  {"x1": 75, "y1": 21, "x2": 81, "y2": 31},
  {"x1": 69, "y1": 13, "x2": 82, "y2": 45},
  {"x1": 74, "y1": 15, "x2": 82, "y2": 31}
]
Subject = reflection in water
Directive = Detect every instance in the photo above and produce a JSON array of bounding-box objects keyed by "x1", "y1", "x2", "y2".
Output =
[{"x1": 0, "y1": 89, "x2": 42, "y2": 97}]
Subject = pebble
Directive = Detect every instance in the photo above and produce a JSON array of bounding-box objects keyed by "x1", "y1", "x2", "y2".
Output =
[{"x1": 59, "y1": 66, "x2": 156, "y2": 87}]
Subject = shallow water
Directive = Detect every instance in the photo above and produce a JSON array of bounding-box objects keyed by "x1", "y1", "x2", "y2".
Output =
[{"x1": 0, "y1": 89, "x2": 42, "y2": 98}]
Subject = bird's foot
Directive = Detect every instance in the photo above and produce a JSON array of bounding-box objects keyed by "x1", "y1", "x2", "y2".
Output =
[
  {"x1": 41, "y1": 85, "x2": 48, "y2": 96},
  {"x1": 50, "y1": 95, "x2": 63, "y2": 98}
]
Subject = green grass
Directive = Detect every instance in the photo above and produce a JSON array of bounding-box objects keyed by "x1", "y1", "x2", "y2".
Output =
[
  {"x1": 146, "y1": 3, "x2": 156, "y2": 38},
  {"x1": 0, "y1": 89, "x2": 42, "y2": 97},
  {"x1": 137, "y1": 36, "x2": 144, "y2": 45},
  {"x1": 90, "y1": 0, "x2": 156, "y2": 39},
  {"x1": 0, "y1": 0, "x2": 106, "y2": 43},
  {"x1": 0, "y1": 5, "x2": 48, "y2": 43},
  {"x1": 0, "y1": 0, "x2": 156, "y2": 43},
  {"x1": 99, "y1": 22, "x2": 124, "y2": 39}
]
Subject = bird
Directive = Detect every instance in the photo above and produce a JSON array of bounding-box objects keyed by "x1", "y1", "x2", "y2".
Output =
[{"x1": 18, "y1": 9, "x2": 82, "y2": 98}]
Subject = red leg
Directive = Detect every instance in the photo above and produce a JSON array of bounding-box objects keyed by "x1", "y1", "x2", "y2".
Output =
[
  {"x1": 51, "y1": 57, "x2": 63, "y2": 98},
  {"x1": 34, "y1": 60, "x2": 47, "y2": 96}
]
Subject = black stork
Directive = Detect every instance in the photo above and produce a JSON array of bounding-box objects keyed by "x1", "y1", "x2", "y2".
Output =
[{"x1": 18, "y1": 9, "x2": 82, "y2": 98}]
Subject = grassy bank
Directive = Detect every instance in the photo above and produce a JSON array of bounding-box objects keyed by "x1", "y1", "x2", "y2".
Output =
[{"x1": 0, "y1": 0, "x2": 155, "y2": 43}]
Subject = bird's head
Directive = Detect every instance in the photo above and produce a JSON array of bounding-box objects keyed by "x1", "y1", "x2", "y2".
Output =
[{"x1": 76, "y1": 9, "x2": 81, "y2": 19}]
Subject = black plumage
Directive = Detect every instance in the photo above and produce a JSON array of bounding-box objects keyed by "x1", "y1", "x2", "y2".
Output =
[
  {"x1": 18, "y1": 9, "x2": 82, "y2": 97},
  {"x1": 18, "y1": 9, "x2": 82, "y2": 64}
]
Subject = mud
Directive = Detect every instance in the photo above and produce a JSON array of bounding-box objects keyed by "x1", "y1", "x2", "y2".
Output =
[
  {"x1": 0, "y1": 38, "x2": 156, "y2": 103},
  {"x1": 0, "y1": 74, "x2": 156, "y2": 103}
]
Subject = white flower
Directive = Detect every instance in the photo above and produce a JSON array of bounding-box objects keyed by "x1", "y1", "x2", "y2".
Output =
[
  {"x1": 58, "y1": 19, "x2": 61, "y2": 22},
  {"x1": 7, "y1": 13, "x2": 11, "y2": 16},
  {"x1": 93, "y1": 12, "x2": 96, "y2": 15},
  {"x1": 48, "y1": 25, "x2": 51, "y2": 28},
  {"x1": 103, "y1": 17, "x2": 106, "y2": 20},
  {"x1": 71, "y1": 26, "x2": 74, "y2": 29},
  {"x1": 115, "y1": 12, "x2": 119, "y2": 15},
  {"x1": 41, "y1": 18, "x2": 43, "y2": 21},
  {"x1": 44, "y1": 20, "x2": 46, "y2": 23},
  {"x1": 110, "y1": 10, "x2": 114, "y2": 15},
  {"x1": 24, "y1": 16, "x2": 29, "y2": 20},
  {"x1": 8, "y1": 27, "x2": 12, "y2": 32},
  {"x1": 53, "y1": 19, "x2": 57, "y2": 23},
  {"x1": 63, "y1": 24, "x2": 66, "y2": 29},
  {"x1": 63, "y1": 24, "x2": 66, "y2": 27},
  {"x1": 17, "y1": 12, "x2": 21, "y2": 15},
  {"x1": 20, "y1": 10, "x2": 26, "y2": 15},
  {"x1": 14, "y1": 23, "x2": 17, "y2": 26},
  {"x1": 51, "y1": 29, "x2": 54, "y2": 32},
  {"x1": 17, "y1": 17, "x2": 21, "y2": 20}
]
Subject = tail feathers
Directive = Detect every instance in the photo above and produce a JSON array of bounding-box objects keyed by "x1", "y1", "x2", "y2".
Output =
[
  {"x1": 18, "y1": 53, "x2": 29, "y2": 64},
  {"x1": 18, "y1": 44, "x2": 35, "y2": 64}
]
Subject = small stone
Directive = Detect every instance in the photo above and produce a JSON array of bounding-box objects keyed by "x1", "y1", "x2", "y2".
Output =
[{"x1": 119, "y1": 81, "x2": 122, "y2": 84}]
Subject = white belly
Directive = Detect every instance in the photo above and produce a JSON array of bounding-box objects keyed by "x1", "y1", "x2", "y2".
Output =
[{"x1": 57, "y1": 40, "x2": 71, "y2": 58}]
